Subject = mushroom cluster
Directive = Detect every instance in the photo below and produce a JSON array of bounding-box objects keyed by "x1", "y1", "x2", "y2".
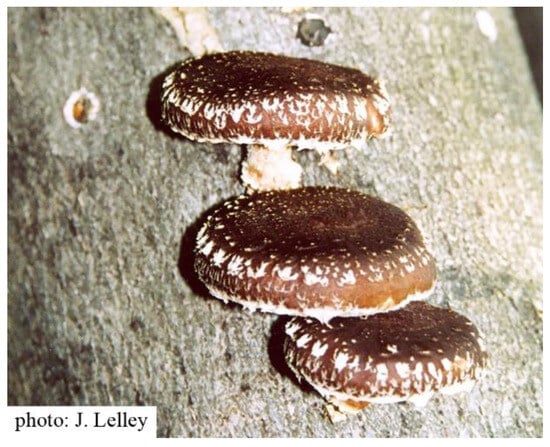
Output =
[
  {"x1": 192, "y1": 186, "x2": 487, "y2": 420},
  {"x1": 160, "y1": 51, "x2": 486, "y2": 421}
]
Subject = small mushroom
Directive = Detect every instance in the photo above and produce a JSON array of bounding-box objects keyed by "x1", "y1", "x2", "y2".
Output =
[
  {"x1": 161, "y1": 51, "x2": 391, "y2": 192},
  {"x1": 194, "y1": 186, "x2": 436, "y2": 322},
  {"x1": 283, "y1": 301, "x2": 487, "y2": 421}
]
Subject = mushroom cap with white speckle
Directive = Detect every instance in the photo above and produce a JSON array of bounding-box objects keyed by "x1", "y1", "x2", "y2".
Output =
[
  {"x1": 161, "y1": 51, "x2": 390, "y2": 149},
  {"x1": 194, "y1": 186, "x2": 436, "y2": 321},
  {"x1": 283, "y1": 301, "x2": 487, "y2": 407}
]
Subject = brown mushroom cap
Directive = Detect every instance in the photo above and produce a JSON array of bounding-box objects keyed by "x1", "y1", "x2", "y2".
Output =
[
  {"x1": 161, "y1": 51, "x2": 390, "y2": 150},
  {"x1": 284, "y1": 301, "x2": 487, "y2": 411},
  {"x1": 194, "y1": 186, "x2": 436, "y2": 322}
]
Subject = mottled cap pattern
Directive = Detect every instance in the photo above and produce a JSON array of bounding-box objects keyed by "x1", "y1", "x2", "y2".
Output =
[
  {"x1": 284, "y1": 302, "x2": 487, "y2": 405},
  {"x1": 194, "y1": 186, "x2": 436, "y2": 322},
  {"x1": 161, "y1": 51, "x2": 390, "y2": 148}
]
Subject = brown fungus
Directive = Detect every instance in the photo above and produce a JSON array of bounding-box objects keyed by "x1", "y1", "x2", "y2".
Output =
[
  {"x1": 194, "y1": 186, "x2": 436, "y2": 322},
  {"x1": 161, "y1": 51, "x2": 391, "y2": 192},
  {"x1": 284, "y1": 301, "x2": 487, "y2": 420}
]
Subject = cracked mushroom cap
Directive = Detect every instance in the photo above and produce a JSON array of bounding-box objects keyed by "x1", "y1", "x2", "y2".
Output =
[
  {"x1": 194, "y1": 186, "x2": 436, "y2": 322},
  {"x1": 284, "y1": 301, "x2": 487, "y2": 413},
  {"x1": 161, "y1": 51, "x2": 390, "y2": 151}
]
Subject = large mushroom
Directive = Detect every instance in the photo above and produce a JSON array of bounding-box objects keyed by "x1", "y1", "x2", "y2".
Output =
[
  {"x1": 194, "y1": 186, "x2": 436, "y2": 322},
  {"x1": 284, "y1": 301, "x2": 487, "y2": 421},
  {"x1": 161, "y1": 51, "x2": 391, "y2": 192}
]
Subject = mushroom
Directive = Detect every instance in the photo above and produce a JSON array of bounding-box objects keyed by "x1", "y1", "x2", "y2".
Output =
[
  {"x1": 161, "y1": 51, "x2": 391, "y2": 192},
  {"x1": 283, "y1": 301, "x2": 487, "y2": 421},
  {"x1": 194, "y1": 186, "x2": 436, "y2": 323}
]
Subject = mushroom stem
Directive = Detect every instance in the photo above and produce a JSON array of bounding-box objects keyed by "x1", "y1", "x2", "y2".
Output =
[
  {"x1": 318, "y1": 150, "x2": 340, "y2": 175},
  {"x1": 241, "y1": 144, "x2": 303, "y2": 193},
  {"x1": 330, "y1": 398, "x2": 369, "y2": 413},
  {"x1": 326, "y1": 398, "x2": 369, "y2": 423}
]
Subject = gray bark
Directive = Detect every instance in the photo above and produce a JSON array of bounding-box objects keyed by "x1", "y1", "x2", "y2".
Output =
[{"x1": 8, "y1": 7, "x2": 542, "y2": 437}]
